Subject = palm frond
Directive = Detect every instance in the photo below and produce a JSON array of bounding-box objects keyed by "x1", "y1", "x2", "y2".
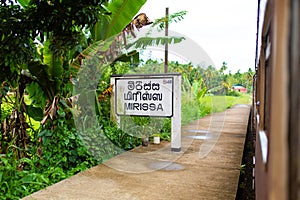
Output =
[{"x1": 152, "y1": 11, "x2": 188, "y2": 30}]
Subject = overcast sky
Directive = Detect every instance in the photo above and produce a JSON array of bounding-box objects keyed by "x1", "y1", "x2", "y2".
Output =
[{"x1": 139, "y1": 0, "x2": 258, "y2": 73}]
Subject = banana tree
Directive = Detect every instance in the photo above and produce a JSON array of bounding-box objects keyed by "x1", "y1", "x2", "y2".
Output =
[
  {"x1": 27, "y1": 39, "x2": 64, "y2": 124},
  {"x1": 14, "y1": 0, "x2": 112, "y2": 125},
  {"x1": 71, "y1": 0, "x2": 149, "y2": 70}
]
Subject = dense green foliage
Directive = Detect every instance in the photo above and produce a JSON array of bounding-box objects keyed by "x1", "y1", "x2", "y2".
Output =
[{"x1": 0, "y1": 0, "x2": 149, "y2": 199}]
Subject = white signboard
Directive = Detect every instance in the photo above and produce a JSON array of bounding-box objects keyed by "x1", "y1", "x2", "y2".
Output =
[
  {"x1": 114, "y1": 77, "x2": 174, "y2": 117},
  {"x1": 111, "y1": 74, "x2": 182, "y2": 151}
]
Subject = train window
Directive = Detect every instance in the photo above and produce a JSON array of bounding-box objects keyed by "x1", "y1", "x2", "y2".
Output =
[
  {"x1": 265, "y1": 34, "x2": 271, "y2": 60},
  {"x1": 263, "y1": 29, "x2": 272, "y2": 136}
]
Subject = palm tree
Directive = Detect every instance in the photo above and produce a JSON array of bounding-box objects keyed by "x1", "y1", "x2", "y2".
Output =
[
  {"x1": 205, "y1": 65, "x2": 215, "y2": 89},
  {"x1": 219, "y1": 62, "x2": 230, "y2": 94},
  {"x1": 220, "y1": 61, "x2": 228, "y2": 74},
  {"x1": 245, "y1": 68, "x2": 254, "y2": 92}
]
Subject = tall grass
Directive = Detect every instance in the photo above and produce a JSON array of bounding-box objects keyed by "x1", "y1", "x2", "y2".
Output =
[
  {"x1": 181, "y1": 93, "x2": 201, "y2": 125},
  {"x1": 181, "y1": 93, "x2": 252, "y2": 125},
  {"x1": 202, "y1": 94, "x2": 252, "y2": 113}
]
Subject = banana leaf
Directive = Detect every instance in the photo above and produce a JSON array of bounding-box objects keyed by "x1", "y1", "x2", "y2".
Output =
[
  {"x1": 92, "y1": 0, "x2": 147, "y2": 41},
  {"x1": 71, "y1": 38, "x2": 115, "y2": 68},
  {"x1": 115, "y1": 50, "x2": 139, "y2": 63},
  {"x1": 17, "y1": 0, "x2": 30, "y2": 8},
  {"x1": 43, "y1": 40, "x2": 63, "y2": 97},
  {"x1": 27, "y1": 39, "x2": 64, "y2": 100},
  {"x1": 27, "y1": 61, "x2": 55, "y2": 100},
  {"x1": 43, "y1": 40, "x2": 63, "y2": 82},
  {"x1": 126, "y1": 36, "x2": 185, "y2": 49}
]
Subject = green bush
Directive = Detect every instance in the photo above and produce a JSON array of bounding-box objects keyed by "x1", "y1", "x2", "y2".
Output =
[
  {"x1": 0, "y1": 105, "x2": 101, "y2": 199},
  {"x1": 159, "y1": 118, "x2": 171, "y2": 141},
  {"x1": 227, "y1": 90, "x2": 241, "y2": 97},
  {"x1": 104, "y1": 123, "x2": 142, "y2": 151},
  {"x1": 199, "y1": 102, "x2": 212, "y2": 117},
  {"x1": 181, "y1": 93, "x2": 201, "y2": 125},
  {"x1": 0, "y1": 102, "x2": 13, "y2": 122},
  {"x1": 0, "y1": 153, "x2": 49, "y2": 200}
]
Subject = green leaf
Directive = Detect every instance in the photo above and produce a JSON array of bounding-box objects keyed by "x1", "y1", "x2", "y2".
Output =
[
  {"x1": 126, "y1": 36, "x2": 185, "y2": 49},
  {"x1": 43, "y1": 40, "x2": 63, "y2": 81},
  {"x1": 91, "y1": 14, "x2": 111, "y2": 41},
  {"x1": 17, "y1": 0, "x2": 30, "y2": 8},
  {"x1": 26, "y1": 82, "x2": 47, "y2": 108},
  {"x1": 104, "y1": 0, "x2": 147, "y2": 39},
  {"x1": 26, "y1": 105, "x2": 44, "y2": 121},
  {"x1": 71, "y1": 39, "x2": 114, "y2": 68},
  {"x1": 0, "y1": 171, "x2": 3, "y2": 183},
  {"x1": 21, "y1": 173, "x2": 36, "y2": 183},
  {"x1": 57, "y1": 109, "x2": 65, "y2": 118},
  {"x1": 152, "y1": 11, "x2": 188, "y2": 30},
  {"x1": 115, "y1": 50, "x2": 139, "y2": 63},
  {"x1": 18, "y1": 158, "x2": 34, "y2": 168},
  {"x1": 38, "y1": 129, "x2": 53, "y2": 137},
  {"x1": 27, "y1": 61, "x2": 50, "y2": 84},
  {"x1": 27, "y1": 61, "x2": 55, "y2": 100}
]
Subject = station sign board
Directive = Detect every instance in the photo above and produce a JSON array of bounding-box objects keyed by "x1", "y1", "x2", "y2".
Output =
[{"x1": 113, "y1": 75, "x2": 174, "y2": 117}]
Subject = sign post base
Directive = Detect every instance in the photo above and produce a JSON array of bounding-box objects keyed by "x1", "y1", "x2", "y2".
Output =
[{"x1": 171, "y1": 148, "x2": 181, "y2": 152}]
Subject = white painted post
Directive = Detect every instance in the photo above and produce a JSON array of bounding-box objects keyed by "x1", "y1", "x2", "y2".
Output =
[{"x1": 171, "y1": 75, "x2": 181, "y2": 152}]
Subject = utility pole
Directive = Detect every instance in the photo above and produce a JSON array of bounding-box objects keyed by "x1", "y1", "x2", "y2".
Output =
[{"x1": 164, "y1": 7, "x2": 169, "y2": 73}]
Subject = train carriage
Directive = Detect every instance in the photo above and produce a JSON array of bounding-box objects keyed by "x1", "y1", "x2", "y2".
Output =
[{"x1": 253, "y1": 0, "x2": 300, "y2": 199}]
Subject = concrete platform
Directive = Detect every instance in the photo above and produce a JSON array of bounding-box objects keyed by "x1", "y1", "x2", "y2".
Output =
[{"x1": 22, "y1": 104, "x2": 250, "y2": 200}]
